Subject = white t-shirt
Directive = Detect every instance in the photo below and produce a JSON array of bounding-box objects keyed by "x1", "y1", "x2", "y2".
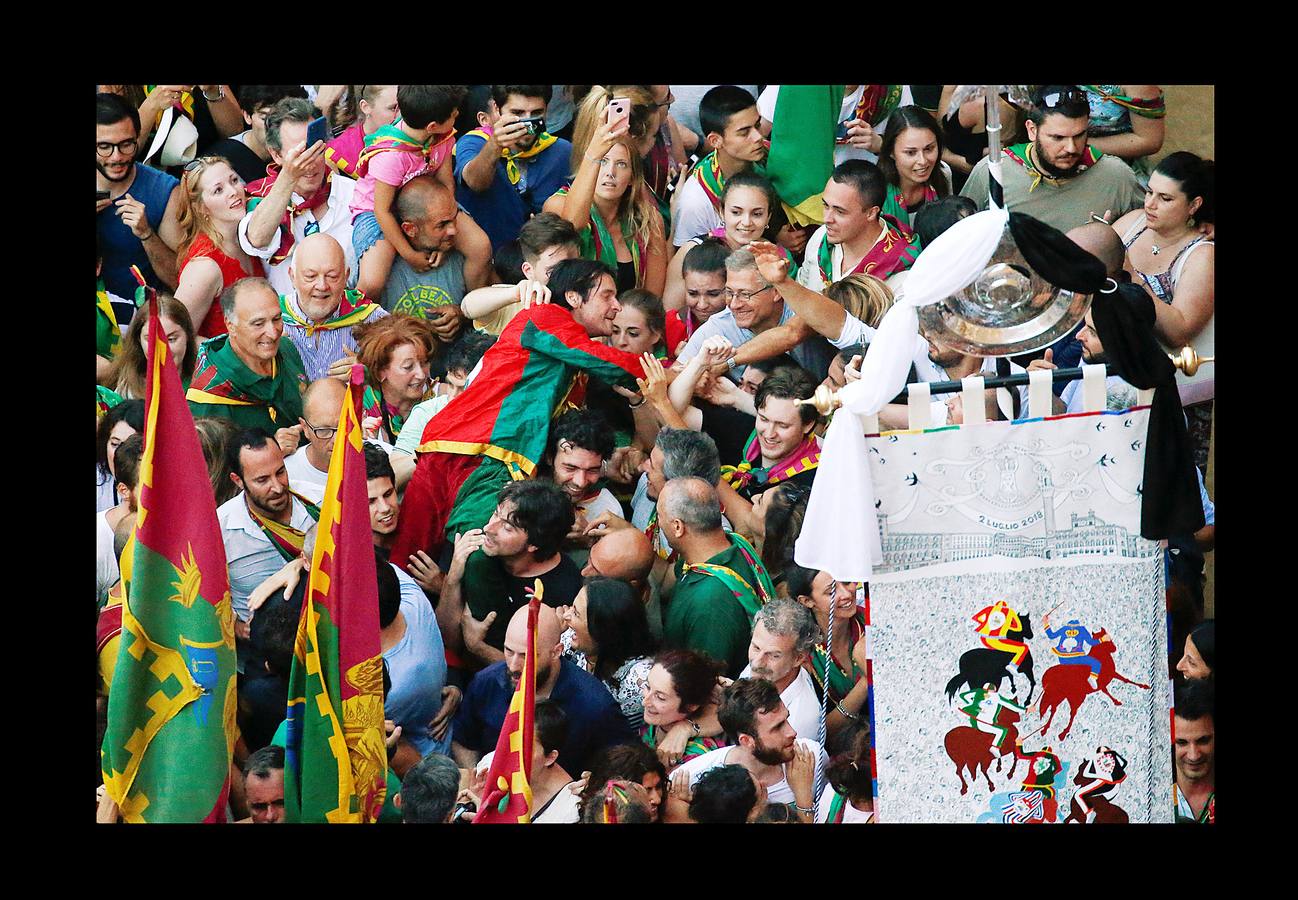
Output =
[
  {"x1": 576, "y1": 487, "x2": 624, "y2": 523},
  {"x1": 96, "y1": 509, "x2": 120, "y2": 605},
  {"x1": 677, "y1": 738, "x2": 826, "y2": 807},
  {"x1": 671, "y1": 174, "x2": 723, "y2": 247},
  {"x1": 475, "y1": 751, "x2": 582, "y2": 823},
  {"x1": 757, "y1": 85, "x2": 915, "y2": 166},
  {"x1": 283, "y1": 448, "x2": 330, "y2": 504},
  {"x1": 738, "y1": 665, "x2": 822, "y2": 741}
]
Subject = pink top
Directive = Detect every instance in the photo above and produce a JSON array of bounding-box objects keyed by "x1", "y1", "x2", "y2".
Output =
[
  {"x1": 349, "y1": 131, "x2": 455, "y2": 219},
  {"x1": 324, "y1": 122, "x2": 366, "y2": 179}
]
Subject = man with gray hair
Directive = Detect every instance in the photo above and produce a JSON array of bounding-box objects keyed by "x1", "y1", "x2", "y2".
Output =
[
  {"x1": 396, "y1": 752, "x2": 462, "y2": 823},
  {"x1": 187, "y1": 277, "x2": 308, "y2": 443},
  {"x1": 675, "y1": 248, "x2": 835, "y2": 380},
  {"x1": 658, "y1": 477, "x2": 776, "y2": 677},
  {"x1": 241, "y1": 97, "x2": 359, "y2": 298},
  {"x1": 740, "y1": 599, "x2": 822, "y2": 740},
  {"x1": 631, "y1": 427, "x2": 722, "y2": 558}
]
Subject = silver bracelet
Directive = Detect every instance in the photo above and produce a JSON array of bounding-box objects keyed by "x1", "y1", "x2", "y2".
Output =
[
  {"x1": 835, "y1": 701, "x2": 861, "y2": 722},
  {"x1": 201, "y1": 86, "x2": 226, "y2": 103},
  {"x1": 793, "y1": 801, "x2": 814, "y2": 815}
]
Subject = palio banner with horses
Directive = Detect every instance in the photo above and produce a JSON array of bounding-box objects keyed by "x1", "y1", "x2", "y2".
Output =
[{"x1": 865, "y1": 403, "x2": 1172, "y2": 823}]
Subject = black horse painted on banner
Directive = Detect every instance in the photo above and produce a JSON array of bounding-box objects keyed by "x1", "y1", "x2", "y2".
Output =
[{"x1": 945, "y1": 614, "x2": 1036, "y2": 704}]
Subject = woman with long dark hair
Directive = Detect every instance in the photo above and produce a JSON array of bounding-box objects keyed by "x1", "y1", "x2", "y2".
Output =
[{"x1": 562, "y1": 577, "x2": 656, "y2": 730}]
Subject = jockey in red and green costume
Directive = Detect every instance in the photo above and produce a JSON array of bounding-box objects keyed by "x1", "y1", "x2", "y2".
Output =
[
  {"x1": 390, "y1": 278, "x2": 647, "y2": 573},
  {"x1": 972, "y1": 600, "x2": 1029, "y2": 673},
  {"x1": 1012, "y1": 744, "x2": 1062, "y2": 822},
  {"x1": 955, "y1": 684, "x2": 1024, "y2": 757}
]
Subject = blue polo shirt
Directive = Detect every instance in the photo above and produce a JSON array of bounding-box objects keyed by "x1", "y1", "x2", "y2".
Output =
[
  {"x1": 454, "y1": 132, "x2": 572, "y2": 251},
  {"x1": 453, "y1": 657, "x2": 635, "y2": 775},
  {"x1": 97, "y1": 163, "x2": 179, "y2": 315}
]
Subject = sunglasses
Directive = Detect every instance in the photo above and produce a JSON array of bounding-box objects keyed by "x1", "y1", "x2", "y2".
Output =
[{"x1": 1038, "y1": 88, "x2": 1088, "y2": 110}]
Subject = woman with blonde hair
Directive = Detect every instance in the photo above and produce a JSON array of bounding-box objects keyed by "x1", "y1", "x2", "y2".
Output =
[
  {"x1": 107, "y1": 293, "x2": 198, "y2": 399},
  {"x1": 352, "y1": 314, "x2": 438, "y2": 444},
  {"x1": 173, "y1": 156, "x2": 265, "y2": 338},
  {"x1": 544, "y1": 86, "x2": 667, "y2": 295}
]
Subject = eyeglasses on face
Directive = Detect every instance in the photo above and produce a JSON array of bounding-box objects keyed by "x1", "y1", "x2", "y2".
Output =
[
  {"x1": 723, "y1": 285, "x2": 773, "y2": 302},
  {"x1": 96, "y1": 139, "x2": 138, "y2": 157},
  {"x1": 301, "y1": 420, "x2": 338, "y2": 440}
]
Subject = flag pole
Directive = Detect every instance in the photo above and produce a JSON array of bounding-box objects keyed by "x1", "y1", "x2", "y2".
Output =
[
  {"x1": 815, "y1": 592, "x2": 835, "y2": 809},
  {"x1": 985, "y1": 85, "x2": 1005, "y2": 210}
]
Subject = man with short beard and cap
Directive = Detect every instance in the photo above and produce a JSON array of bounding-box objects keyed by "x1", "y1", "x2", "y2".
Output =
[
  {"x1": 187, "y1": 277, "x2": 308, "y2": 450},
  {"x1": 241, "y1": 98, "x2": 359, "y2": 299},
  {"x1": 451, "y1": 604, "x2": 634, "y2": 774},
  {"x1": 961, "y1": 85, "x2": 1145, "y2": 232},
  {"x1": 275, "y1": 233, "x2": 387, "y2": 381}
]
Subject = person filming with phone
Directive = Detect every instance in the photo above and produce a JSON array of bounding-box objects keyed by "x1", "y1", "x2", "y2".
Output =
[{"x1": 456, "y1": 85, "x2": 573, "y2": 251}]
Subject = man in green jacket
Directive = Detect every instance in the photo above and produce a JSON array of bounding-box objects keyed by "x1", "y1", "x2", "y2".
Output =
[
  {"x1": 187, "y1": 277, "x2": 308, "y2": 452},
  {"x1": 658, "y1": 476, "x2": 775, "y2": 677}
]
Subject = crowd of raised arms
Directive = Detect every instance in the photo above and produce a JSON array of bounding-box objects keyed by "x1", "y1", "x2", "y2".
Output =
[{"x1": 96, "y1": 84, "x2": 1215, "y2": 824}]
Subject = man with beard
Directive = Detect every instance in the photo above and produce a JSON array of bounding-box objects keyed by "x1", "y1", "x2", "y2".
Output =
[
  {"x1": 274, "y1": 234, "x2": 387, "y2": 381},
  {"x1": 667, "y1": 677, "x2": 826, "y2": 823},
  {"x1": 218, "y1": 430, "x2": 320, "y2": 663},
  {"x1": 443, "y1": 481, "x2": 583, "y2": 663},
  {"x1": 381, "y1": 175, "x2": 477, "y2": 324},
  {"x1": 96, "y1": 92, "x2": 183, "y2": 306},
  {"x1": 241, "y1": 99, "x2": 360, "y2": 299},
  {"x1": 456, "y1": 85, "x2": 574, "y2": 250},
  {"x1": 739, "y1": 599, "x2": 822, "y2": 741},
  {"x1": 961, "y1": 85, "x2": 1145, "y2": 232},
  {"x1": 451, "y1": 604, "x2": 634, "y2": 774},
  {"x1": 542, "y1": 408, "x2": 622, "y2": 570}
]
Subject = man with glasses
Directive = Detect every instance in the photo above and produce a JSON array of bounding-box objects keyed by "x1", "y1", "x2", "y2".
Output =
[
  {"x1": 961, "y1": 84, "x2": 1145, "y2": 232},
  {"x1": 276, "y1": 233, "x2": 387, "y2": 382},
  {"x1": 675, "y1": 248, "x2": 836, "y2": 380},
  {"x1": 284, "y1": 376, "x2": 348, "y2": 503},
  {"x1": 96, "y1": 92, "x2": 183, "y2": 308},
  {"x1": 455, "y1": 85, "x2": 573, "y2": 251}
]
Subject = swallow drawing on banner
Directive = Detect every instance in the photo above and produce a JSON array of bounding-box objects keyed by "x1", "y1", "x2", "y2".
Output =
[
  {"x1": 875, "y1": 499, "x2": 882, "y2": 509},
  {"x1": 1130, "y1": 440, "x2": 1142, "y2": 452},
  {"x1": 1136, "y1": 484, "x2": 1143, "y2": 495},
  {"x1": 1123, "y1": 418, "x2": 1133, "y2": 428},
  {"x1": 904, "y1": 473, "x2": 919, "y2": 486},
  {"x1": 1095, "y1": 421, "x2": 1107, "y2": 432},
  {"x1": 887, "y1": 434, "x2": 899, "y2": 443},
  {"x1": 869, "y1": 447, "x2": 880, "y2": 455},
  {"x1": 1098, "y1": 454, "x2": 1116, "y2": 467}
]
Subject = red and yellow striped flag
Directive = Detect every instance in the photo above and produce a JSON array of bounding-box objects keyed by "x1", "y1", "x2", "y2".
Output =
[{"x1": 474, "y1": 587, "x2": 542, "y2": 823}]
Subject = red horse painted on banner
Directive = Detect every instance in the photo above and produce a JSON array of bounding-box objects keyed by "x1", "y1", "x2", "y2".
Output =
[
  {"x1": 1034, "y1": 630, "x2": 1150, "y2": 741},
  {"x1": 944, "y1": 706, "x2": 1023, "y2": 795}
]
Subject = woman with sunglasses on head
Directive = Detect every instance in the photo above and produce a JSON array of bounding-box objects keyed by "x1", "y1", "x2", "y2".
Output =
[
  {"x1": 173, "y1": 156, "x2": 265, "y2": 338},
  {"x1": 544, "y1": 87, "x2": 668, "y2": 296}
]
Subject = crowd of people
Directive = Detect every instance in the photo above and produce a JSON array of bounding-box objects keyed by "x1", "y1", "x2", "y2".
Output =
[{"x1": 96, "y1": 84, "x2": 1215, "y2": 824}]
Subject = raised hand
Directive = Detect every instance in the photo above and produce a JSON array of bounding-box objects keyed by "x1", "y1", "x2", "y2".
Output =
[{"x1": 745, "y1": 240, "x2": 790, "y2": 286}]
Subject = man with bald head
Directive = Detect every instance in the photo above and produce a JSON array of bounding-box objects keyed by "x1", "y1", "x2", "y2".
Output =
[
  {"x1": 451, "y1": 602, "x2": 635, "y2": 773},
  {"x1": 383, "y1": 174, "x2": 481, "y2": 341},
  {"x1": 658, "y1": 477, "x2": 776, "y2": 677},
  {"x1": 284, "y1": 377, "x2": 347, "y2": 502},
  {"x1": 280, "y1": 233, "x2": 387, "y2": 381},
  {"x1": 582, "y1": 527, "x2": 655, "y2": 591}
]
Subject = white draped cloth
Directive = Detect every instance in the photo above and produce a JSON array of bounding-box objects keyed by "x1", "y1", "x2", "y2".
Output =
[{"x1": 794, "y1": 208, "x2": 1011, "y2": 582}]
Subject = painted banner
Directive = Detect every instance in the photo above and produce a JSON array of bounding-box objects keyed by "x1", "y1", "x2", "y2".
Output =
[{"x1": 865, "y1": 405, "x2": 1172, "y2": 823}]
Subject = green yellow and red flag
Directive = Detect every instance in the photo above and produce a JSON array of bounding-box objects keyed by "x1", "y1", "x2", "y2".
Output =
[
  {"x1": 474, "y1": 585, "x2": 542, "y2": 823},
  {"x1": 100, "y1": 271, "x2": 238, "y2": 823},
  {"x1": 284, "y1": 365, "x2": 388, "y2": 823},
  {"x1": 765, "y1": 85, "x2": 843, "y2": 227}
]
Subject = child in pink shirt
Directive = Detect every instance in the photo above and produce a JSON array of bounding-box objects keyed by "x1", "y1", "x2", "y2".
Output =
[
  {"x1": 325, "y1": 84, "x2": 399, "y2": 179},
  {"x1": 350, "y1": 85, "x2": 491, "y2": 299}
]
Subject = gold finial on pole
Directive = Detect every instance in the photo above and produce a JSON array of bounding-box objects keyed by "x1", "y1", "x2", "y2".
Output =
[
  {"x1": 797, "y1": 384, "x2": 842, "y2": 417},
  {"x1": 1169, "y1": 346, "x2": 1214, "y2": 377}
]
